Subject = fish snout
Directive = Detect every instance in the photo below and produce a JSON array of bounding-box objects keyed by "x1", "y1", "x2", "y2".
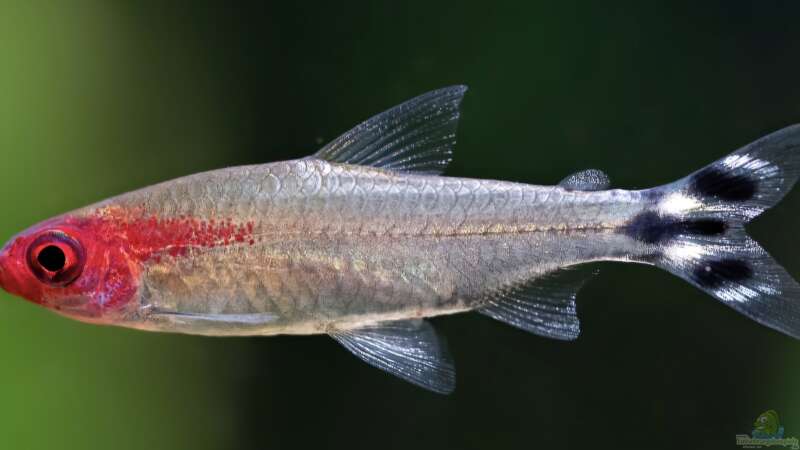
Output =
[
  {"x1": 0, "y1": 243, "x2": 11, "y2": 292},
  {"x1": 0, "y1": 242, "x2": 26, "y2": 300}
]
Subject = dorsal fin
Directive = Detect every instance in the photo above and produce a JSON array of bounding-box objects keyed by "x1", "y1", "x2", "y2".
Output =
[
  {"x1": 559, "y1": 169, "x2": 610, "y2": 191},
  {"x1": 477, "y1": 265, "x2": 597, "y2": 340},
  {"x1": 312, "y1": 86, "x2": 467, "y2": 175}
]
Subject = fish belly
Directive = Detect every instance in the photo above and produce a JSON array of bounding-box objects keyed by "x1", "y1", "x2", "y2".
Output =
[{"x1": 138, "y1": 230, "x2": 640, "y2": 335}]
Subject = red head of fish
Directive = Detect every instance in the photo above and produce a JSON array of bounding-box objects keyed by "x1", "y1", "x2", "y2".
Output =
[
  {"x1": 0, "y1": 206, "x2": 255, "y2": 324},
  {"x1": 0, "y1": 212, "x2": 140, "y2": 322}
]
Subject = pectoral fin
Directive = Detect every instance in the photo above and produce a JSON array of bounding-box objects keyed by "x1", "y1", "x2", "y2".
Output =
[
  {"x1": 149, "y1": 311, "x2": 280, "y2": 333},
  {"x1": 330, "y1": 319, "x2": 455, "y2": 394}
]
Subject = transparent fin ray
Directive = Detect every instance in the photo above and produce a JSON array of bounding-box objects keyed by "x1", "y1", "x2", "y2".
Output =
[
  {"x1": 477, "y1": 265, "x2": 597, "y2": 340},
  {"x1": 330, "y1": 319, "x2": 455, "y2": 394},
  {"x1": 558, "y1": 169, "x2": 610, "y2": 191},
  {"x1": 640, "y1": 124, "x2": 800, "y2": 338},
  {"x1": 312, "y1": 86, "x2": 468, "y2": 174}
]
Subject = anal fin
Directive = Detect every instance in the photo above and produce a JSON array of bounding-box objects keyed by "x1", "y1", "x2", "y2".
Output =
[
  {"x1": 330, "y1": 319, "x2": 455, "y2": 394},
  {"x1": 478, "y1": 265, "x2": 597, "y2": 340}
]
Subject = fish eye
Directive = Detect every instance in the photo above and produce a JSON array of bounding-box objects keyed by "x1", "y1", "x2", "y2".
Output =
[
  {"x1": 26, "y1": 231, "x2": 85, "y2": 286},
  {"x1": 37, "y1": 245, "x2": 66, "y2": 271}
]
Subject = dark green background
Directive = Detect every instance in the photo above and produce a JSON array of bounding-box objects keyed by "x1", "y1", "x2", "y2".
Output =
[{"x1": 1, "y1": 2, "x2": 798, "y2": 449}]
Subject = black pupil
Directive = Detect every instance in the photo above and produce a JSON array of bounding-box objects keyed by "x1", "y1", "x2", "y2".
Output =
[{"x1": 37, "y1": 245, "x2": 66, "y2": 272}]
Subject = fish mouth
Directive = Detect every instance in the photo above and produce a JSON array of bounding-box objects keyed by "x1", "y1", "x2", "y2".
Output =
[{"x1": 0, "y1": 247, "x2": 9, "y2": 293}]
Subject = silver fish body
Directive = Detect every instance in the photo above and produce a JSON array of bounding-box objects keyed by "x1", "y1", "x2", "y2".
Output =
[{"x1": 102, "y1": 158, "x2": 645, "y2": 335}]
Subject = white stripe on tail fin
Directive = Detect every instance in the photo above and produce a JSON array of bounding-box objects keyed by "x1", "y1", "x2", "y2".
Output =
[{"x1": 625, "y1": 125, "x2": 800, "y2": 338}]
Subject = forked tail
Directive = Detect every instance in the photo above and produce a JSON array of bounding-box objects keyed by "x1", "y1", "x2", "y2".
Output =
[{"x1": 634, "y1": 124, "x2": 800, "y2": 338}]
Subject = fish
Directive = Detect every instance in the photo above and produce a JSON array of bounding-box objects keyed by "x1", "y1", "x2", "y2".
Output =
[
  {"x1": 753, "y1": 410, "x2": 783, "y2": 438},
  {"x1": 1, "y1": 85, "x2": 799, "y2": 394}
]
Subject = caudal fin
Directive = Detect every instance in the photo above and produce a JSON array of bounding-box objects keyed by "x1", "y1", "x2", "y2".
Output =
[{"x1": 638, "y1": 125, "x2": 800, "y2": 338}]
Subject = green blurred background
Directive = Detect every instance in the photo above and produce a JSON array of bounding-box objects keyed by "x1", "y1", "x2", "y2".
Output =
[{"x1": 1, "y1": 2, "x2": 799, "y2": 449}]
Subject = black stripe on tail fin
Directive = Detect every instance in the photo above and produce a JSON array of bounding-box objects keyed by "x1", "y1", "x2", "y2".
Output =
[{"x1": 633, "y1": 125, "x2": 800, "y2": 339}]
